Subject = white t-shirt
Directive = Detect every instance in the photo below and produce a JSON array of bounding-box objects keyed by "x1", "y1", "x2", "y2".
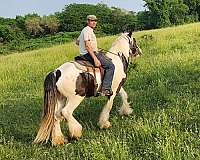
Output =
[{"x1": 77, "y1": 26, "x2": 98, "y2": 55}]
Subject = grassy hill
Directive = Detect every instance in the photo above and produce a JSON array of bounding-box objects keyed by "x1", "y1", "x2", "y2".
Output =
[{"x1": 0, "y1": 23, "x2": 199, "y2": 160}]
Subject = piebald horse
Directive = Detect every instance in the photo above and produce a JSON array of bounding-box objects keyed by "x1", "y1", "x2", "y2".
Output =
[{"x1": 33, "y1": 32, "x2": 142, "y2": 145}]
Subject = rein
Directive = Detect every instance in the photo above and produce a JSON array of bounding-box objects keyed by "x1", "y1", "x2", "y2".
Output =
[
  {"x1": 98, "y1": 47, "x2": 120, "y2": 57},
  {"x1": 98, "y1": 35, "x2": 139, "y2": 73},
  {"x1": 98, "y1": 35, "x2": 137, "y2": 58},
  {"x1": 98, "y1": 47, "x2": 129, "y2": 73}
]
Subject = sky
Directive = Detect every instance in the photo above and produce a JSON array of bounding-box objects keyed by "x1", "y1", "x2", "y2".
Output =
[{"x1": 0, "y1": 0, "x2": 146, "y2": 18}]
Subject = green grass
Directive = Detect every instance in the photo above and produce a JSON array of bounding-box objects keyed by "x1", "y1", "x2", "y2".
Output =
[{"x1": 0, "y1": 23, "x2": 200, "y2": 160}]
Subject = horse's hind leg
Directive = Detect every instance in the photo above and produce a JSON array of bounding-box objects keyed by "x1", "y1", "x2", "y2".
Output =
[
  {"x1": 52, "y1": 93, "x2": 66, "y2": 145},
  {"x1": 118, "y1": 87, "x2": 133, "y2": 116},
  {"x1": 61, "y1": 95, "x2": 84, "y2": 139}
]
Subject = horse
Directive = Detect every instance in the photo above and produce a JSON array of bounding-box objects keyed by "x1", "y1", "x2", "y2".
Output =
[{"x1": 33, "y1": 31, "x2": 142, "y2": 146}]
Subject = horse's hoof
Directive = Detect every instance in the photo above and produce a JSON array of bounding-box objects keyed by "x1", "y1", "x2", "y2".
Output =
[
  {"x1": 119, "y1": 107, "x2": 133, "y2": 116},
  {"x1": 52, "y1": 136, "x2": 68, "y2": 146},
  {"x1": 99, "y1": 121, "x2": 112, "y2": 129},
  {"x1": 69, "y1": 125, "x2": 82, "y2": 139}
]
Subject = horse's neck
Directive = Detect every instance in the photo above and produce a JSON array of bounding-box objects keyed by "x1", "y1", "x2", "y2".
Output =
[{"x1": 107, "y1": 43, "x2": 129, "y2": 62}]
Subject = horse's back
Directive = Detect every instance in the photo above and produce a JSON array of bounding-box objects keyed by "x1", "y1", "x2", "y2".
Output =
[
  {"x1": 56, "y1": 61, "x2": 102, "y2": 97},
  {"x1": 55, "y1": 62, "x2": 80, "y2": 95}
]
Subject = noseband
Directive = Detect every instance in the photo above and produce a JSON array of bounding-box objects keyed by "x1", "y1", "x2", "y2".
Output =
[{"x1": 125, "y1": 35, "x2": 140, "y2": 57}]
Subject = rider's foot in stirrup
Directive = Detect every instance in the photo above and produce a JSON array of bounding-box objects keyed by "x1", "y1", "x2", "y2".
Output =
[{"x1": 101, "y1": 87, "x2": 113, "y2": 96}]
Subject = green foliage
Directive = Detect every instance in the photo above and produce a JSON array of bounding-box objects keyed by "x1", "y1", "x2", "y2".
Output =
[
  {"x1": 0, "y1": 17, "x2": 17, "y2": 26},
  {"x1": 15, "y1": 15, "x2": 26, "y2": 31},
  {"x1": 137, "y1": 11, "x2": 151, "y2": 30},
  {"x1": 169, "y1": 0, "x2": 189, "y2": 24},
  {"x1": 0, "y1": 3, "x2": 138, "y2": 54},
  {"x1": 1, "y1": 2, "x2": 200, "y2": 54},
  {"x1": 183, "y1": 0, "x2": 200, "y2": 19},
  {"x1": 0, "y1": 31, "x2": 79, "y2": 54},
  {"x1": 25, "y1": 17, "x2": 44, "y2": 37},
  {"x1": 57, "y1": 4, "x2": 137, "y2": 34},
  {"x1": 0, "y1": 25, "x2": 25, "y2": 43},
  {"x1": 143, "y1": 0, "x2": 199, "y2": 28},
  {"x1": 40, "y1": 15, "x2": 60, "y2": 34},
  {"x1": 143, "y1": 0, "x2": 171, "y2": 28},
  {"x1": 57, "y1": 3, "x2": 97, "y2": 32},
  {"x1": 24, "y1": 15, "x2": 60, "y2": 37}
]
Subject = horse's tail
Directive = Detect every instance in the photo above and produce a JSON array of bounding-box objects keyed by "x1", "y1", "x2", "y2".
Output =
[{"x1": 33, "y1": 70, "x2": 61, "y2": 144}]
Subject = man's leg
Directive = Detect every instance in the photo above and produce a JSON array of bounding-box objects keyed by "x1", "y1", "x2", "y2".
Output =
[
  {"x1": 96, "y1": 53, "x2": 115, "y2": 95},
  {"x1": 83, "y1": 53, "x2": 95, "y2": 66}
]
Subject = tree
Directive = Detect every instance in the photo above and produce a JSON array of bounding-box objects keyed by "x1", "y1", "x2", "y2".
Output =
[
  {"x1": 57, "y1": 4, "x2": 97, "y2": 32},
  {"x1": 183, "y1": 0, "x2": 200, "y2": 21},
  {"x1": 0, "y1": 25, "x2": 25, "y2": 42},
  {"x1": 137, "y1": 11, "x2": 152, "y2": 30},
  {"x1": 40, "y1": 15, "x2": 60, "y2": 34},
  {"x1": 25, "y1": 17, "x2": 44, "y2": 37},
  {"x1": 169, "y1": 0, "x2": 189, "y2": 24},
  {"x1": 57, "y1": 3, "x2": 137, "y2": 34},
  {"x1": 143, "y1": 0, "x2": 171, "y2": 28},
  {"x1": 124, "y1": 11, "x2": 138, "y2": 31},
  {"x1": 15, "y1": 15, "x2": 26, "y2": 31}
]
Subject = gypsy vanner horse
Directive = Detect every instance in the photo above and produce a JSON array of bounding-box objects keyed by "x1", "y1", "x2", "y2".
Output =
[{"x1": 33, "y1": 32, "x2": 142, "y2": 145}]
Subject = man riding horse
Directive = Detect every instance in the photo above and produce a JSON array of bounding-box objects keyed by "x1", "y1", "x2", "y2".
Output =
[
  {"x1": 33, "y1": 15, "x2": 142, "y2": 146},
  {"x1": 76, "y1": 15, "x2": 115, "y2": 96}
]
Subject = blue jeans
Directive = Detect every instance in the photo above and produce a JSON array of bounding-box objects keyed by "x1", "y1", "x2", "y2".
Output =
[{"x1": 83, "y1": 52, "x2": 115, "y2": 90}]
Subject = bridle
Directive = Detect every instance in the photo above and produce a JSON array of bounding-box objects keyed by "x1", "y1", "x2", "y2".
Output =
[
  {"x1": 98, "y1": 34, "x2": 139, "y2": 58},
  {"x1": 125, "y1": 35, "x2": 140, "y2": 57},
  {"x1": 98, "y1": 47, "x2": 119, "y2": 56},
  {"x1": 97, "y1": 35, "x2": 140, "y2": 73}
]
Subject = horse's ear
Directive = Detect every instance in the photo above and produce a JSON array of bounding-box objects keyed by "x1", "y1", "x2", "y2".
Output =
[{"x1": 128, "y1": 31, "x2": 132, "y2": 38}]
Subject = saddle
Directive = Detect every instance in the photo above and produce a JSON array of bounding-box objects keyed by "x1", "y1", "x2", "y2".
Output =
[
  {"x1": 72, "y1": 55, "x2": 105, "y2": 97},
  {"x1": 73, "y1": 55, "x2": 105, "y2": 80}
]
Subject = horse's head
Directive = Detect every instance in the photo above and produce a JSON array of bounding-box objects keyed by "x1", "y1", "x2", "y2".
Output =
[
  {"x1": 109, "y1": 32, "x2": 142, "y2": 60},
  {"x1": 123, "y1": 32, "x2": 142, "y2": 58}
]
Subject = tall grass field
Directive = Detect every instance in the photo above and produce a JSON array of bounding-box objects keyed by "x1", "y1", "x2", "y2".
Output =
[{"x1": 0, "y1": 23, "x2": 199, "y2": 160}]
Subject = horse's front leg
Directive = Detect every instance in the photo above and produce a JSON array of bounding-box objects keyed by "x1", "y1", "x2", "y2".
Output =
[
  {"x1": 98, "y1": 94, "x2": 116, "y2": 129},
  {"x1": 118, "y1": 87, "x2": 133, "y2": 116},
  {"x1": 61, "y1": 95, "x2": 84, "y2": 139}
]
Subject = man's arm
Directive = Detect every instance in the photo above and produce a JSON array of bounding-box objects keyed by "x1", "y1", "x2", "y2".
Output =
[{"x1": 85, "y1": 40, "x2": 101, "y2": 67}]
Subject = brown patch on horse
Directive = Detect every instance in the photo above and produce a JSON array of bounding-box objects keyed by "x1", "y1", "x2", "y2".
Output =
[
  {"x1": 121, "y1": 54, "x2": 129, "y2": 74},
  {"x1": 73, "y1": 56, "x2": 105, "y2": 97},
  {"x1": 116, "y1": 77, "x2": 127, "y2": 94},
  {"x1": 116, "y1": 53, "x2": 129, "y2": 93},
  {"x1": 75, "y1": 72, "x2": 97, "y2": 97}
]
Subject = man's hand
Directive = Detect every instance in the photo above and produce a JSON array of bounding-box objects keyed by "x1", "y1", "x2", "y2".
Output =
[
  {"x1": 94, "y1": 58, "x2": 101, "y2": 67},
  {"x1": 85, "y1": 40, "x2": 101, "y2": 67}
]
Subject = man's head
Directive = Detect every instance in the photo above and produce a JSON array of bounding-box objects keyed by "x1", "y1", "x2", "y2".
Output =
[{"x1": 87, "y1": 15, "x2": 97, "y2": 29}]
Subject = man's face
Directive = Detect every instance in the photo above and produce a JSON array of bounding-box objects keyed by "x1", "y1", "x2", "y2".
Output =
[{"x1": 87, "y1": 19, "x2": 97, "y2": 29}]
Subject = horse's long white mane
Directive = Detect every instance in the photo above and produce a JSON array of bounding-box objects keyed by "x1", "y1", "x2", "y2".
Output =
[{"x1": 108, "y1": 33, "x2": 131, "y2": 58}]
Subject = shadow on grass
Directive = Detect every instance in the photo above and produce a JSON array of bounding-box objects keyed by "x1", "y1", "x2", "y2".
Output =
[
  {"x1": 126, "y1": 61, "x2": 200, "y2": 113},
  {"x1": 0, "y1": 97, "x2": 42, "y2": 145},
  {"x1": 0, "y1": 93, "x2": 121, "y2": 145}
]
